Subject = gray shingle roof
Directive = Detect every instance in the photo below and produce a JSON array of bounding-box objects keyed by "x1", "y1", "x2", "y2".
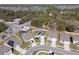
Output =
[
  {"x1": 72, "y1": 35, "x2": 79, "y2": 41},
  {"x1": 0, "y1": 44, "x2": 11, "y2": 55},
  {"x1": 48, "y1": 31, "x2": 57, "y2": 39},
  {"x1": 21, "y1": 31, "x2": 33, "y2": 41},
  {"x1": 4, "y1": 36, "x2": 22, "y2": 46},
  {"x1": 60, "y1": 33, "x2": 70, "y2": 41}
]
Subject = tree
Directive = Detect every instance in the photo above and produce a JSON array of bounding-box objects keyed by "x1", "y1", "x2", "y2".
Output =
[
  {"x1": 0, "y1": 22, "x2": 8, "y2": 33},
  {"x1": 66, "y1": 25, "x2": 76, "y2": 32},
  {"x1": 56, "y1": 20, "x2": 66, "y2": 31},
  {"x1": 31, "y1": 18, "x2": 49, "y2": 28}
]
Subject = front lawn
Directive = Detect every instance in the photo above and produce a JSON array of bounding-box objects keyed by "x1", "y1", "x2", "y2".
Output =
[
  {"x1": 21, "y1": 41, "x2": 32, "y2": 49},
  {"x1": 34, "y1": 37, "x2": 41, "y2": 45},
  {"x1": 70, "y1": 43, "x2": 79, "y2": 52},
  {"x1": 12, "y1": 48, "x2": 20, "y2": 55},
  {"x1": 38, "y1": 52, "x2": 48, "y2": 55},
  {"x1": 45, "y1": 38, "x2": 52, "y2": 46},
  {"x1": 56, "y1": 41, "x2": 63, "y2": 47},
  {"x1": 32, "y1": 49, "x2": 48, "y2": 55}
]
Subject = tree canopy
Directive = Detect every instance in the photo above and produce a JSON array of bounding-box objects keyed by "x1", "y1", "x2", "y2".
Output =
[{"x1": 0, "y1": 22, "x2": 8, "y2": 33}]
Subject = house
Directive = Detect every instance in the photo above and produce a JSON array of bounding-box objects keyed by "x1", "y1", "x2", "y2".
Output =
[
  {"x1": 5, "y1": 22, "x2": 20, "y2": 32},
  {"x1": 5, "y1": 20, "x2": 31, "y2": 33},
  {"x1": 60, "y1": 32, "x2": 79, "y2": 44},
  {"x1": 72, "y1": 35, "x2": 79, "y2": 44},
  {"x1": 59, "y1": 32, "x2": 70, "y2": 51},
  {"x1": 19, "y1": 21, "x2": 31, "y2": 31},
  {"x1": 4, "y1": 36, "x2": 22, "y2": 47},
  {"x1": 60, "y1": 32, "x2": 70, "y2": 43},
  {"x1": 20, "y1": 26, "x2": 30, "y2": 31},
  {"x1": 13, "y1": 18, "x2": 21, "y2": 24},
  {"x1": 21, "y1": 31, "x2": 33, "y2": 42}
]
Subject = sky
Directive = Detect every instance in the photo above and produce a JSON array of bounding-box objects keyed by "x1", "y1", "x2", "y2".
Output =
[{"x1": 0, "y1": 0, "x2": 79, "y2": 4}]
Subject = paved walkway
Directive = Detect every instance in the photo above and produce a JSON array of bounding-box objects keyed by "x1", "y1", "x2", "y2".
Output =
[
  {"x1": 50, "y1": 38, "x2": 57, "y2": 47},
  {"x1": 40, "y1": 36, "x2": 45, "y2": 45},
  {"x1": 64, "y1": 41, "x2": 70, "y2": 51}
]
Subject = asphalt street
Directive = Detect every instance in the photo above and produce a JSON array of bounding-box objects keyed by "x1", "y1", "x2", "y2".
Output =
[{"x1": 25, "y1": 45, "x2": 79, "y2": 55}]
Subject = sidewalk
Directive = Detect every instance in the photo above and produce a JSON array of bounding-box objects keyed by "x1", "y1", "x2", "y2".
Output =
[{"x1": 40, "y1": 36, "x2": 45, "y2": 45}]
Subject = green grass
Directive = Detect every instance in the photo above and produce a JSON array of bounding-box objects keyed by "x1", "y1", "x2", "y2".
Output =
[
  {"x1": 45, "y1": 38, "x2": 52, "y2": 46},
  {"x1": 14, "y1": 32, "x2": 23, "y2": 41},
  {"x1": 0, "y1": 40, "x2": 3, "y2": 45},
  {"x1": 34, "y1": 37, "x2": 40, "y2": 45},
  {"x1": 21, "y1": 41, "x2": 32, "y2": 49},
  {"x1": 38, "y1": 52, "x2": 48, "y2": 55},
  {"x1": 12, "y1": 49, "x2": 20, "y2": 55},
  {"x1": 32, "y1": 49, "x2": 48, "y2": 55},
  {"x1": 70, "y1": 43, "x2": 79, "y2": 52},
  {"x1": 56, "y1": 41, "x2": 63, "y2": 47},
  {"x1": 44, "y1": 31, "x2": 48, "y2": 37}
]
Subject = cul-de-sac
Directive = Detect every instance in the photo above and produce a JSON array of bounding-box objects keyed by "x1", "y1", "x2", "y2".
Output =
[{"x1": 1, "y1": 4, "x2": 79, "y2": 55}]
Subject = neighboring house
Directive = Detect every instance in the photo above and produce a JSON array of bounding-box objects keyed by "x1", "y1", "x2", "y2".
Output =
[
  {"x1": 5, "y1": 22, "x2": 20, "y2": 32},
  {"x1": 60, "y1": 32, "x2": 70, "y2": 43},
  {"x1": 72, "y1": 35, "x2": 79, "y2": 44},
  {"x1": 0, "y1": 44, "x2": 11, "y2": 55},
  {"x1": 0, "y1": 32, "x2": 7, "y2": 39},
  {"x1": 33, "y1": 28, "x2": 47, "y2": 37},
  {"x1": 5, "y1": 21, "x2": 31, "y2": 32},
  {"x1": 20, "y1": 26, "x2": 30, "y2": 31},
  {"x1": 13, "y1": 18, "x2": 21, "y2": 24},
  {"x1": 60, "y1": 32, "x2": 79, "y2": 44},
  {"x1": 4, "y1": 36, "x2": 22, "y2": 47},
  {"x1": 20, "y1": 21, "x2": 31, "y2": 27},
  {"x1": 48, "y1": 31, "x2": 57, "y2": 40},
  {"x1": 59, "y1": 32, "x2": 70, "y2": 51},
  {"x1": 20, "y1": 21, "x2": 31, "y2": 31},
  {"x1": 21, "y1": 31, "x2": 33, "y2": 42}
]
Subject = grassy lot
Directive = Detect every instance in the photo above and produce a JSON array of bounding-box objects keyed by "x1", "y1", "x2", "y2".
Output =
[
  {"x1": 32, "y1": 49, "x2": 48, "y2": 55},
  {"x1": 21, "y1": 41, "x2": 32, "y2": 49},
  {"x1": 70, "y1": 43, "x2": 79, "y2": 52},
  {"x1": 34, "y1": 37, "x2": 40, "y2": 45},
  {"x1": 56, "y1": 41, "x2": 63, "y2": 47},
  {"x1": 45, "y1": 38, "x2": 52, "y2": 46},
  {"x1": 12, "y1": 48, "x2": 20, "y2": 55}
]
